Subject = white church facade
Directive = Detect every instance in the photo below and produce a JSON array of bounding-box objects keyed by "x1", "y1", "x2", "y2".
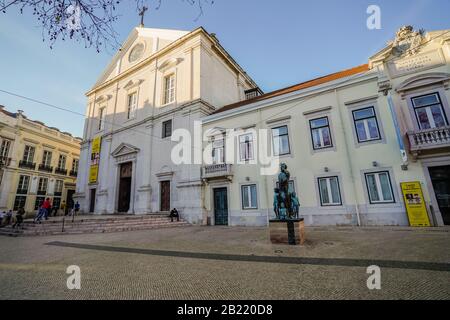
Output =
[{"x1": 74, "y1": 27, "x2": 259, "y2": 224}]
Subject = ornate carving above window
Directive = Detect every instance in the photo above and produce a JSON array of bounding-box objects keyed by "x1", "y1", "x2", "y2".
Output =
[
  {"x1": 396, "y1": 72, "x2": 450, "y2": 96},
  {"x1": 158, "y1": 57, "x2": 183, "y2": 72},
  {"x1": 123, "y1": 79, "x2": 144, "y2": 90}
]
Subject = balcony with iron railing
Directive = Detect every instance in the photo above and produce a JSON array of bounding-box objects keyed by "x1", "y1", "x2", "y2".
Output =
[
  {"x1": 55, "y1": 167, "x2": 68, "y2": 175},
  {"x1": 38, "y1": 164, "x2": 53, "y2": 173},
  {"x1": 69, "y1": 170, "x2": 78, "y2": 177},
  {"x1": 407, "y1": 126, "x2": 450, "y2": 158},
  {"x1": 19, "y1": 160, "x2": 36, "y2": 170},
  {"x1": 202, "y1": 163, "x2": 233, "y2": 181}
]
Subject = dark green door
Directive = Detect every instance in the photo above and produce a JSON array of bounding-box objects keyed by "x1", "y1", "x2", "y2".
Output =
[
  {"x1": 429, "y1": 166, "x2": 450, "y2": 225},
  {"x1": 214, "y1": 188, "x2": 228, "y2": 226}
]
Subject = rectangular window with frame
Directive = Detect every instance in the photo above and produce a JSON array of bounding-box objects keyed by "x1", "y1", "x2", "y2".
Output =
[
  {"x1": 318, "y1": 176, "x2": 342, "y2": 206},
  {"x1": 272, "y1": 125, "x2": 290, "y2": 156},
  {"x1": 241, "y1": 184, "x2": 258, "y2": 209},
  {"x1": 38, "y1": 177, "x2": 48, "y2": 195},
  {"x1": 57, "y1": 154, "x2": 66, "y2": 170},
  {"x1": 42, "y1": 151, "x2": 52, "y2": 166},
  {"x1": 162, "y1": 120, "x2": 172, "y2": 138},
  {"x1": 239, "y1": 133, "x2": 254, "y2": 161},
  {"x1": 310, "y1": 117, "x2": 333, "y2": 150},
  {"x1": 352, "y1": 107, "x2": 381, "y2": 142},
  {"x1": 412, "y1": 93, "x2": 448, "y2": 130},
  {"x1": 98, "y1": 106, "x2": 106, "y2": 130},
  {"x1": 16, "y1": 175, "x2": 30, "y2": 194},
  {"x1": 365, "y1": 171, "x2": 395, "y2": 204},
  {"x1": 0, "y1": 139, "x2": 11, "y2": 157},
  {"x1": 54, "y1": 180, "x2": 63, "y2": 196},
  {"x1": 72, "y1": 159, "x2": 79, "y2": 172},
  {"x1": 53, "y1": 197, "x2": 61, "y2": 210},
  {"x1": 14, "y1": 195, "x2": 27, "y2": 211},
  {"x1": 163, "y1": 74, "x2": 176, "y2": 105},
  {"x1": 22, "y1": 145, "x2": 35, "y2": 163},
  {"x1": 212, "y1": 135, "x2": 225, "y2": 164},
  {"x1": 127, "y1": 92, "x2": 138, "y2": 119},
  {"x1": 34, "y1": 196, "x2": 45, "y2": 210}
]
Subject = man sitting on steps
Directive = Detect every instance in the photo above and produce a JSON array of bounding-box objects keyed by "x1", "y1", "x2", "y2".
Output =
[{"x1": 169, "y1": 208, "x2": 179, "y2": 222}]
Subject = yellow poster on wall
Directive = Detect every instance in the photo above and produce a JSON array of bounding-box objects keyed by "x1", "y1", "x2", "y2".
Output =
[
  {"x1": 89, "y1": 136, "x2": 101, "y2": 184},
  {"x1": 400, "y1": 182, "x2": 431, "y2": 227}
]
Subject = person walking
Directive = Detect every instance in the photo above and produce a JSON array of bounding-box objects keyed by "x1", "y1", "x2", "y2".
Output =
[
  {"x1": 74, "y1": 201, "x2": 80, "y2": 215},
  {"x1": 60, "y1": 200, "x2": 66, "y2": 216},
  {"x1": 12, "y1": 207, "x2": 25, "y2": 229},
  {"x1": 42, "y1": 198, "x2": 51, "y2": 220}
]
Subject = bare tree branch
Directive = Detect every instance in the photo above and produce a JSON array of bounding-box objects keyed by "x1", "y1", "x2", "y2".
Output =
[{"x1": 0, "y1": 0, "x2": 214, "y2": 52}]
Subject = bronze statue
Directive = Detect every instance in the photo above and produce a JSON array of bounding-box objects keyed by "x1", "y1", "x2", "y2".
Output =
[{"x1": 274, "y1": 163, "x2": 299, "y2": 220}]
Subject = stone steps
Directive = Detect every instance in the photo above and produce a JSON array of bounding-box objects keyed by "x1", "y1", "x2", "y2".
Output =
[{"x1": 0, "y1": 215, "x2": 189, "y2": 237}]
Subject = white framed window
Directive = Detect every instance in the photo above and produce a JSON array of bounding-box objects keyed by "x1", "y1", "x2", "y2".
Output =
[
  {"x1": 212, "y1": 136, "x2": 225, "y2": 164},
  {"x1": 412, "y1": 93, "x2": 448, "y2": 130},
  {"x1": 318, "y1": 176, "x2": 342, "y2": 206},
  {"x1": 72, "y1": 159, "x2": 79, "y2": 173},
  {"x1": 98, "y1": 106, "x2": 106, "y2": 130},
  {"x1": 38, "y1": 177, "x2": 48, "y2": 194},
  {"x1": 241, "y1": 184, "x2": 258, "y2": 209},
  {"x1": 17, "y1": 175, "x2": 30, "y2": 194},
  {"x1": 352, "y1": 107, "x2": 381, "y2": 142},
  {"x1": 22, "y1": 145, "x2": 35, "y2": 163},
  {"x1": 365, "y1": 171, "x2": 395, "y2": 204},
  {"x1": 54, "y1": 180, "x2": 64, "y2": 194},
  {"x1": 163, "y1": 74, "x2": 176, "y2": 105},
  {"x1": 0, "y1": 139, "x2": 11, "y2": 157},
  {"x1": 57, "y1": 154, "x2": 66, "y2": 170},
  {"x1": 272, "y1": 125, "x2": 290, "y2": 156},
  {"x1": 239, "y1": 133, "x2": 254, "y2": 161},
  {"x1": 42, "y1": 150, "x2": 52, "y2": 167},
  {"x1": 127, "y1": 92, "x2": 138, "y2": 119},
  {"x1": 310, "y1": 117, "x2": 333, "y2": 149}
]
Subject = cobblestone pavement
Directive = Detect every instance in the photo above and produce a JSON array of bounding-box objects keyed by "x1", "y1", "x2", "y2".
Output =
[{"x1": 0, "y1": 226, "x2": 449, "y2": 300}]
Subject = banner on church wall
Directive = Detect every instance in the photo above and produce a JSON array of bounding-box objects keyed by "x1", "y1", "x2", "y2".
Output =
[
  {"x1": 89, "y1": 136, "x2": 101, "y2": 184},
  {"x1": 400, "y1": 181, "x2": 431, "y2": 227}
]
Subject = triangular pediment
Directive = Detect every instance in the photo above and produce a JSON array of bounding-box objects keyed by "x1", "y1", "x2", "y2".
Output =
[
  {"x1": 111, "y1": 143, "x2": 140, "y2": 158},
  {"x1": 89, "y1": 27, "x2": 189, "y2": 91}
]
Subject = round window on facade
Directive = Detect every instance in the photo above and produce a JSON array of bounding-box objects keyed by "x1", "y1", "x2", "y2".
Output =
[{"x1": 128, "y1": 43, "x2": 145, "y2": 63}]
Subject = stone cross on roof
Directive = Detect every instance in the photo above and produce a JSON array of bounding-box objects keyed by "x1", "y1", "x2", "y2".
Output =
[{"x1": 139, "y1": 6, "x2": 148, "y2": 27}]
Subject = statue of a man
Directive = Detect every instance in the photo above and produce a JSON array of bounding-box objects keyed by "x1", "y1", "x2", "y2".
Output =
[{"x1": 277, "y1": 163, "x2": 291, "y2": 219}]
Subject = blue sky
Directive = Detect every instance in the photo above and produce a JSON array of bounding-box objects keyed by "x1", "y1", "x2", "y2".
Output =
[{"x1": 0, "y1": 0, "x2": 449, "y2": 137}]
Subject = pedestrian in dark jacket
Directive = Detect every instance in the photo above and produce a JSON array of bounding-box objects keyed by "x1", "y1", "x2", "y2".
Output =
[
  {"x1": 13, "y1": 207, "x2": 25, "y2": 229},
  {"x1": 169, "y1": 208, "x2": 179, "y2": 222}
]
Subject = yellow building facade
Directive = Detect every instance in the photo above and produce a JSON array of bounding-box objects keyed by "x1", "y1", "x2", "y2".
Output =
[{"x1": 0, "y1": 107, "x2": 82, "y2": 216}]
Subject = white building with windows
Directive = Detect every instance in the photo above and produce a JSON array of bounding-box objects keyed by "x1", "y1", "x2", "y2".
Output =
[
  {"x1": 201, "y1": 26, "x2": 450, "y2": 227},
  {"x1": 74, "y1": 26, "x2": 259, "y2": 223}
]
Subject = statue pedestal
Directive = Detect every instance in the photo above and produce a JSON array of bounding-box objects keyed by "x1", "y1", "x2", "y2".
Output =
[{"x1": 269, "y1": 218, "x2": 305, "y2": 245}]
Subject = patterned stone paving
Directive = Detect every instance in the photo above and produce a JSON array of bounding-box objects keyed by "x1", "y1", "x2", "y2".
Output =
[{"x1": 0, "y1": 226, "x2": 449, "y2": 299}]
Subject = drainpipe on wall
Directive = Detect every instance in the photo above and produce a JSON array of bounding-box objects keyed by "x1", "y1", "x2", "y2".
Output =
[
  {"x1": 386, "y1": 91, "x2": 409, "y2": 167},
  {"x1": 334, "y1": 89, "x2": 362, "y2": 226}
]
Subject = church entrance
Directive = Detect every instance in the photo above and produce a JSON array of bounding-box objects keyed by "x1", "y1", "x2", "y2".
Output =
[
  {"x1": 160, "y1": 181, "x2": 171, "y2": 212},
  {"x1": 118, "y1": 162, "x2": 132, "y2": 213}
]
